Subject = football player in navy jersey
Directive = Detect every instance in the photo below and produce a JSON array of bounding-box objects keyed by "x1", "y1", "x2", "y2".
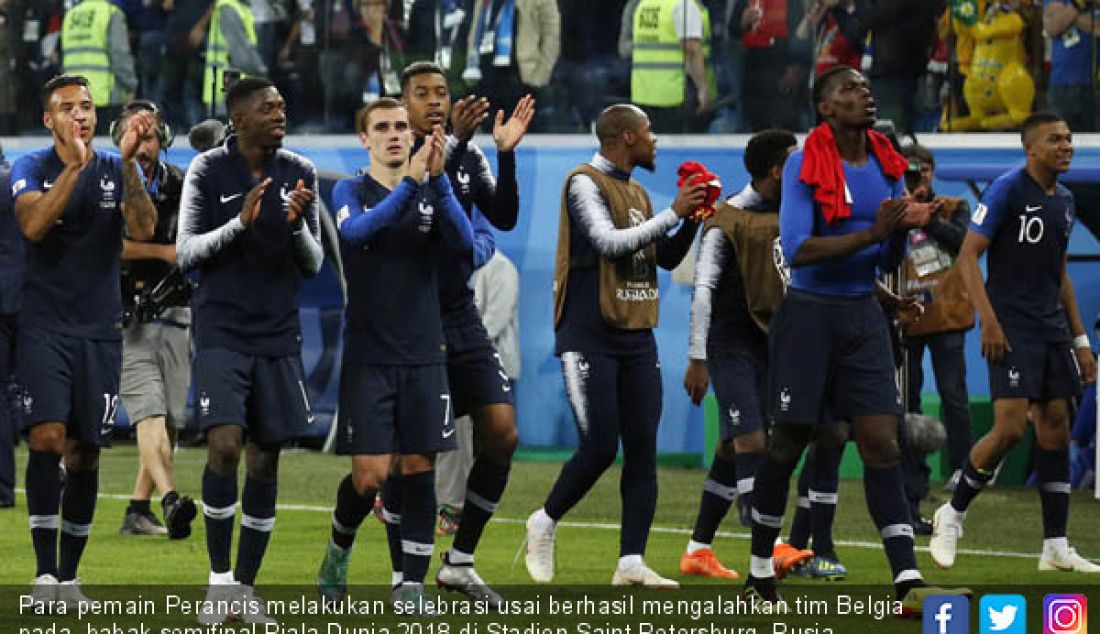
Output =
[
  {"x1": 930, "y1": 111, "x2": 1100, "y2": 573},
  {"x1": 176, "y1": 77, "x2": 323, "y2": 623},
  {"x1": 317, "y1": 98, "x2": 473, "y2": 611},
  {"x1": 10, "y1": 74, "x2": 156, "y2": 605},
  {"x1": 369, "y1": 61, "x2": 532, "y2": 605}
]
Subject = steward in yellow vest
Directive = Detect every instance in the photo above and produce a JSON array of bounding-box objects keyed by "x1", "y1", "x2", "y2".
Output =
[
  {"x1": 629, "y1": 0, "x2": 716, "y2": 131},
  {"x1": 62, "y1": 0, "x2": 136, "y2": 110},
  {"x1": 203, "y1": 0, "x2": 266, "y2": 108}
]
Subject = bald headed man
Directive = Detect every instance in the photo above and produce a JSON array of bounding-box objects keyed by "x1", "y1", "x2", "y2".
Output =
[{"x1": 523, "y1": 105, "x2": 706, "y2": 587}]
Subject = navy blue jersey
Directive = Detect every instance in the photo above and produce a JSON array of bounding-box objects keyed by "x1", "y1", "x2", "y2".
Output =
[
  {"x1": 971, "y1": 166, "x2": 1074, "y2": 342},
  {"x1": 176, "y1": 136, "x2": 324, "y2": 356},
  {"x1": 436, "y1": 137, "x2": 515, "y2": 319},
  {"x1": 10, "y1": 148, "x2": 127, "y2": 339},
  {"x1": 334, "y1": 172, "x2": 473, "y2": 365},
  {"x1": 0, "y1": 158, "x2": 22, "y2": 315},
  {"x1": 780, "y1": 151, "x2": 906, "y2": 297}
]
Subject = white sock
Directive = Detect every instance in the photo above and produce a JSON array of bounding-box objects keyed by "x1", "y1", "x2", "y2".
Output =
[
  {"x1": 391, "y1": 571, "x2": 404, "y2": 587},
  {"x1": 1044, "y1": 537, "x2": 1069, "y2": 554},
  {"x1": 618, "y1": 554, "x2": 643, "y2": 572},
  {"x1": 942, "y1": 503, "x2": 966, "y2": 523},
  {"x1": 530, "y1": 508, "x2": 556, "y2": 532},
  {"x1": 686, "y1": 540, "x2": 710, "y2": 555},
  {"x1": 750, "y1": 555, "x2": 774, "y2": 579},
  {"x1": 894, "y1": 569, "x2": 923, "y2": 584},
  {"x1": 447, "y1": 548, "x2": 474, "y2": 565},
  {"x1": 208, "y1": 571, "x2": 235, "y2": 585}
]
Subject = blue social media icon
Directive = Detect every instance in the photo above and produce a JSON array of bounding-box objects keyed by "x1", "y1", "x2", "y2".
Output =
[
  {"x1": 925, "y1": 595, "x2": 971, "y2": 634},
  {"x1": 981, "y1": 595, "x2": 1026, "y2": 634}
]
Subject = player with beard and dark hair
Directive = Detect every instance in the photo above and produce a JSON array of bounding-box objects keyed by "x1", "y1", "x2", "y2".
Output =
[
  {"x1": 524, "y1": 104, "x2": 706, "y2": 587},
  {"x1": 176, "y1": 76, "x2": 323, "y2": 624},
  {"x1": 741, "y1": 65, "x2": 965, "y2": 613}
]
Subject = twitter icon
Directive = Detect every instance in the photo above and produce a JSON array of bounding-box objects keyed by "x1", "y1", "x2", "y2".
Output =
[{"x1": 982, "y1": 595, "x2": 1026, "y2": 634}]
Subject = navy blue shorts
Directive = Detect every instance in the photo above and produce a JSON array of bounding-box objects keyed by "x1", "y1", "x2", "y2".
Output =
[
  {"x1": 444, "y1": 307, "x2": 514, "y2": 418},
  {"x1": 17, "y1": 329, "x2": 121, "y2": 447},
  {"x1": 768, "y1": 290, "x2": 902, "y2": 424},
  {"x1": 193, "y1": 347, "x2": 314, "y2": 444},
  {"x1": 988, "y1": 331, "x2": 1080, "y2": 401},
  {"x1": 707, "y1": 339, "x2": 768, "y2": 440},
  {"x1": 335, "y1": 358, "x2": 456, "y2": 456}
]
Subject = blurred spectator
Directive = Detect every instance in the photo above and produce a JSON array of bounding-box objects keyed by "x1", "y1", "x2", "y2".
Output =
[
  {"x1": 1043, "y1": 0, "x2": 1100, "y2": 132},
  {"x1": 0, "y1": 143, "x2": 18, "y2": 509},
  {"x1": 628, "y1": 0, "x2": 716, "y2": 133},
  {"x1": 117, "y1": 0, "x2": 172, "y2": 101},
  {"x1": 405, "y1": 0, "x2": 466, "y2": 68},
  {"x1": 729, "y1": 0, "x2": 808, "y2": 132},
  {"x1": 461, "y1": 0, "x2": 560, "y2": 130},
  {"x1": 797, "y1": 0, "x2": 862, "y2": 79},
  {"x1": 159, "y1": 0, "x2": 212, "y2": 129},
  {"x1": 0, "y1": 0, "x2": 18, "y2": 134},
  {"x1": 853, "y1": 0, "x2": 943, "y2": 135},
  {"x1": 202, "y1": 0, "x2": 266, "y2": 114},
  {"x1": 61, "y1": 0, "x2": 137, "y2": 131},
  {"x1": 252, "y1": 0, "x2": 289, "y2": 74}
]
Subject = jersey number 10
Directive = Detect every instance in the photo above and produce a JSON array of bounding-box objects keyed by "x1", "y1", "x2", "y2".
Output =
[{"x1": 1018, "y1": 215, "x2": 1044, "y2": 244}]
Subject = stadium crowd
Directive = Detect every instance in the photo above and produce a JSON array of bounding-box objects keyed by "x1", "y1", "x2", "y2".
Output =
[{"x1": 0, "y1": 0, "x2": 1097, "y2": 135}]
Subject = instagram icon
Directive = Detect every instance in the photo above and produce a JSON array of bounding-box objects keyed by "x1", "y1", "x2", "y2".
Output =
[{"x1": 1045, "y1": 595, "x2": 1088, "y2": 634}]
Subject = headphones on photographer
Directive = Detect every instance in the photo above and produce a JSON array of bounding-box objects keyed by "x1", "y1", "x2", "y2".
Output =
[{"x1": 110, "y1": 100, "x2": 175, "y2": 149}]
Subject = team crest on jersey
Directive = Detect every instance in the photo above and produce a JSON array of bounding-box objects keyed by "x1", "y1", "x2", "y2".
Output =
[
  {"x1": 456, "y1": 167, "x2": 471, "y2": 195},
  {"x1": 199, "y1": 392, "x2": 211, "y2": 417},
  {"x1": 22, "y1": 393, "x2": 32, "y2": 415},
  {"x1": 779, "y1": 387, "x2": 792, "y2": 412},
  {"x1": 728, "y1": 407, "x2": 741, "y2": 427},
  {"x1": 1008, "y1": 367, "x2": 1020, "y2": 388},
  {"x1": 336, "y1": 205, "x2": 350, "y2": 229},
  {"x1": 99, "y1": 175, "x2": 117, "y2": 209},
  {"x1": 973, "y1": 203, "x2": 988, "y2": 226},
  {"x1": 417, "y1": 200, "x2": 434, "y2": 233}
]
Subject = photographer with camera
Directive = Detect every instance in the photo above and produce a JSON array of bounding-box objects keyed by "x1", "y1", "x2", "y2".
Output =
[{"x1": 116, "y1": 101, "x2": 198, "y2": 539}]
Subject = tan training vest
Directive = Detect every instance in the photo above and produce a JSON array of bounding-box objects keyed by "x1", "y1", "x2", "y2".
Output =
[
  {"x1": 901, "y1": 197, "x2": 976, "y2": 336},
  {"x1": 553, "y1": 164, "x2": 659, "y2": 330},
  {"x1": 706, "y1": 202, "x2": 786, "y2": 334}
]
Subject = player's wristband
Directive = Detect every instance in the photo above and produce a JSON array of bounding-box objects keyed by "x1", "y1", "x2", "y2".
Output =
[{"x1": 1074, "y1": 334, "x2": 1091, "y2": 349}]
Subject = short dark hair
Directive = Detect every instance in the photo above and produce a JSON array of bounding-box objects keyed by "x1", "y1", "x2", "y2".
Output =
[
  {"x1": 1021, "y1": 111, "x2": 1066, "y2": 144},
  {"x1": 400, "y1": 61, "x2": 446, "y2": 94},
  {"x1": 594, "y1": 104, "x2": 647, "y2": 146},
  {"x1": 900, "y1": 142, "x2": 935, "y2": 169},
  {"x1": 744, "y1": 129, "x2": 798, "y2": 180},
  {"x1": 225, "y1": 76, "x2": 276, "y2": 115},
  {"x1": 356, "y1": 97, "x2": 405, "y2": 134},
  {"x1": 40, "y1": 75, "x2": 90, "y2": 109},
  {"x1": 811, "y1": 65, "x2": 857, "y2": 122}
]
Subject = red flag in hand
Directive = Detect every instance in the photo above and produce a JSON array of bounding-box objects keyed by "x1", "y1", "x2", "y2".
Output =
[{"x1": 677, "y1": 161, "x2": 722, "y2": 221}]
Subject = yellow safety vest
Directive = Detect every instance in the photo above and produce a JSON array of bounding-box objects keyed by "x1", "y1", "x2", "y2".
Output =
[
  {"x1": 62, "y1": 0, "x2": 121, "y2": 106},
  {"x1": 203, "y1": 0, "x2": 257, "y2": 106},
  {"x1": 631, "y1": 0, "x2": 716, "y2": 108}
]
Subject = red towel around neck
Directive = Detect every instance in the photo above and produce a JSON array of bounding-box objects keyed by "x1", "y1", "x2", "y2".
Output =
[{"x1": 799, "y1": 123, "x2": 909, "y2": 226}]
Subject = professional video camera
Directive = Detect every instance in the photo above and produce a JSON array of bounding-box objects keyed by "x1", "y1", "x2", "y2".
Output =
[{"x1": 123, "y1": 267, "x2": 194, "y2": 327}]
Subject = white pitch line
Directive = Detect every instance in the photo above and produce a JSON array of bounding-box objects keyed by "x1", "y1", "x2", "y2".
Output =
[{"x1": 24, "y1": 489, "x2": 1037, "y2": 561}]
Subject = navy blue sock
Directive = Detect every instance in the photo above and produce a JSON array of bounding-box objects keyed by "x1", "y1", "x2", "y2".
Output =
[
  {"x1": 949, "y1": 458, "x2": 994, "y2": 513},
  {"x1": 331, "y1": 474, "x2": 375, "y2": 549},
  {"x1": 788, "y1": 465, "x2": 811, "y2": 550},
  {"x1": 1036, "y1": 448, "x2": 1070, "y2": 539},
  {"x1": 235, "y1": 477, "x2": 277, "y2": 586},
  {"x1": 750, "y1": 455, "x2": 798, "y2": 563},
  {"x1": 27, "y1": 450, "x2": 61, "y2": 577},
  {"x1": 58, "y1": 470, "x2": 97, "y2": 582},
  {"x1": 452, "y1": 460, "x2": 510, "y2": 556},
  {"x1": 690, "y1": 454, "x2": 737, "y2": 544},
  {"x1": 809, "y1": 445, "x2": 843, "y2": 558},
  {"x1": 863, "y1": 465, "x2": 917, "y2": 580},
  {"x1": 202, "y1": 466, "x2": 237, "y2": 574},
  {"x1": 399, "y1": 472, "x2": 435, "y2": 584},
  {"x1": 381, "y1": 474, "x2": 404, "y2": 577}
]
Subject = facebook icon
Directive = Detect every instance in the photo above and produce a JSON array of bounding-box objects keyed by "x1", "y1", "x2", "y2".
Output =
[{"x1": 924, "y1": 595, "x2": 971, "y2": 634}]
